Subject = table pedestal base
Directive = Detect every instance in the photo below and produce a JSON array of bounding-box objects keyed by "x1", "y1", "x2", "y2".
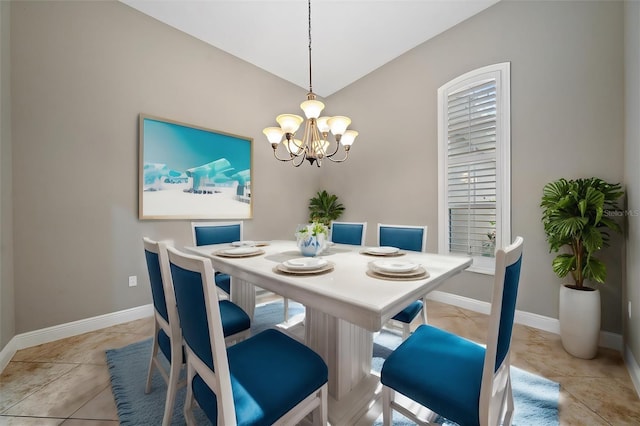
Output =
[
  {"x1": 230, "y1": 278, "x2": 255, "y2": 319},
  {"x1": 305, "y1": 307, "x2": 376, "y2": 425}
]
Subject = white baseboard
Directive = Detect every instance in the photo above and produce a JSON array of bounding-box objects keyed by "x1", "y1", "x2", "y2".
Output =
[
  {"x1": 0, "y1": 293, "x2": 627, "y2": 373},
  {"x1": 427, "y1": 291, "x2": 622, "y2": 352},
  {"x1": 625, "y1": 345, "x2": 640, "y2": 398},
  {"x1": 0, "y1": 337, "x2": 18, "y2": 375},
  {"x1": 0, "y1": 304, "x2": 153, "y2": 373}
]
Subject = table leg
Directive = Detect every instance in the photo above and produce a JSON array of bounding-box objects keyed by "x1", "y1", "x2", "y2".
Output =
[
  {"x1": 305, "y1": 307, "x2": 378, "y2": 425},
  {"x1": 229, "y1": 277, "x2": 255, "y2": 320}
]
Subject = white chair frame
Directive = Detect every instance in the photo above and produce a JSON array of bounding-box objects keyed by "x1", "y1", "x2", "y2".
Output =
[
  {"x1": 377, "y1": 223, "x2": 429, "y2": 338},
  {"x1": 191, "y1": 221, "x2": 291, "y2": 323},
  {"x1": 330, "y1": 221, "x2": 368, "y2": 245},
  {"x1": 166, "y1": 247, "x2": 328, "y2": 426},
  {"x1": 376, "y1": 223, "x2": 428, "y2": 252},
  {"x1": 143, "y1": 237, "x2": 250, "y2": 426},
  {"x1": 143, "y1": 238, "x2": 185, "y2": 426},
  {"x1": 382, "y1": 236, "x2": 524, "y2": 426},
  {"x1": 190, "y1": 221, "x2": 244, "y2": 248}
]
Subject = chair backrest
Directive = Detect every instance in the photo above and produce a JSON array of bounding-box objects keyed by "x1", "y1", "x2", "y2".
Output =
[
  {"x1": 143, "y1": 237, "x2": 181, "y2": 340},
  {"x1": 377, "y1": 223, "x2": 428, "y2": 252},
  {"x1": 330, "y1": 221, "x2": 367, "y2": 245},
  {"x1": 166, "y1": 246, "x2": 237, "y2": 425},
  {"x1": 479, "y1": 236, "x2": 524, "y2": 424},
  {"x1": 191, "y1": 221, "x2": 243, "y2": 246}
]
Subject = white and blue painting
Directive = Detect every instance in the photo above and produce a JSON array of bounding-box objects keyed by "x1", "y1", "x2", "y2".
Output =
[{"x1": 140, "y1": 116, "x2": 252, "y2": 219}]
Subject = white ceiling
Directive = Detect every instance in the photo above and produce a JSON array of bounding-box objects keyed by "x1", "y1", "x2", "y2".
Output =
[{"x1": 121, "y1": 0, "x2": 499, "y2": 97}]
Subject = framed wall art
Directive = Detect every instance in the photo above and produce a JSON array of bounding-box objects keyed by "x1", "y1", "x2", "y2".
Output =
[{"x1": 139, "y1": 114, "x2": 253, "y2": 220}]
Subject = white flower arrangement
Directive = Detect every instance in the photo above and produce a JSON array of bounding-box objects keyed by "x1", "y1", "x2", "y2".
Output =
[
  {"x1": 295, "y1": 222, "x2": 329, "y2": 257},
  {"x1": 295, "y1": 221, "x2": 329, "y2": 239}
]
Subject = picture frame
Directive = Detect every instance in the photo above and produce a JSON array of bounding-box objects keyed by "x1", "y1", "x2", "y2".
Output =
[{"x1": 139, "y1": 114, "x2": 253, "y2": 220}]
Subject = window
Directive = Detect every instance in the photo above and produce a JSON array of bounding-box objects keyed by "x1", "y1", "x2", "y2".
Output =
[{"x1": 438, "y1": 63, "x2": 511, "y2": 274}]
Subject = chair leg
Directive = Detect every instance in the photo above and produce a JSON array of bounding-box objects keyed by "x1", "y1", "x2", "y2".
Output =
[
  {"x1": 283, "y1": 297, "x2": 289, "y2": 322},
  {"x1": 382, "y1": 386, "x2": 393, "y2": 426},
  {"x1": 145, "y1": 324, "x2": 159, "y2": 394},
  {"x1": 402, "y1": 322, "x2": 410, "y2": 340},
  {"x1": 161, "y1": 355, "x2": 182, "y2": 426},
  {"x1": 421, "y1": 296, "x2": 428, "y2": 325},
  {"x1": 503, "y1": 375, "x2": 515, "y2": 426},
  {"x1": 313, "y1": 384, "x2": 328, "y2": 426},
  {"x1": 183, "y1": 361, "x2": 196, "y2": 426}
]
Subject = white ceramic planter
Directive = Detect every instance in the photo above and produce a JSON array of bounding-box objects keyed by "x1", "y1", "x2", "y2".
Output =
[{"x1": 559, "y1": 285, "x2": 601, "y2": 359}]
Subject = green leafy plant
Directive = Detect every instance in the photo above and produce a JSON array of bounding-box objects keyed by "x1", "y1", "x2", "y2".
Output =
[
  {"x1": 308, "y1": 190, "x2": 345, "y2": 226},
  {"x1": 540, "y1": 177, "x2": 624, "y2": 288}
]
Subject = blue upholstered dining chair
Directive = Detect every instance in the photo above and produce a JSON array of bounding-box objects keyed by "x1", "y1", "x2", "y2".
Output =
[
  {"x1": 143, "y1": 237, "x2": 252, "y2": 426},
  {"x1": 143, "y1": 238, "x2": 184, "y2": 426},
  {"x1": 191, "y1": 221, "x2": 243, "y2": 296},
  {"x1": 166, "y1": 246, "x2": 329, "y2": 426},
  {"x1": 377, "y1": 223, "x2": 429, "y2": 339},
  {"x1": 381, "y1": 236, "x2": 524, "y2": 426},
  {"x1": 192, "y1": 221, "x2": 292, "y2": 322},
  {"x1": 330, "y1": 221, "x2": 367, "y2": 245}
]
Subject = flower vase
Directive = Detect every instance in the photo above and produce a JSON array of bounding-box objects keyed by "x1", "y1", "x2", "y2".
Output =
[{"x1": 297, "y1": 235, "x2": 325, "y2": 257}]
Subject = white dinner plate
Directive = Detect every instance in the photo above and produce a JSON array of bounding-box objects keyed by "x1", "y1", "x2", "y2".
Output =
[
  {"x1": 231, "y1": 240, "x2": 256, "y2": 247},
  {"x1": 224, "y1": 246, "x2": 261, "y2": 255},
  {"x1": 367, "y1": 246, "x2": 400, "y2": 255},
  {"x1": 283, "y1": 257, "x2": 328, "y2": 271},
  {"x1": 371, "y1": 260, "x2": 420, "y2": 273}
]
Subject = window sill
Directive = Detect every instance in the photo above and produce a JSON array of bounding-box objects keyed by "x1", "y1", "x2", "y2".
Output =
[{"x1": 466, "y1": 255, "x2": 495, "y2": 276}]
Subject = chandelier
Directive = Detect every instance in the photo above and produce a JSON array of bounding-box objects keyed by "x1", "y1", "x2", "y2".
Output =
[{"x1": 262, "y1": 0, "x2": 358, "y2": 167}]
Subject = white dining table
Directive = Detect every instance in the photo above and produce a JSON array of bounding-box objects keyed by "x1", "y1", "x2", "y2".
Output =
[{"x1": 185, "y1": 240, "x2": 472, "y2": 425}]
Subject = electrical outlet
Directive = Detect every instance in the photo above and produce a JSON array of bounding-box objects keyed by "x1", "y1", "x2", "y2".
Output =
[
  {"x1": 128, "y1": 275, "x2": 137, "y2": 287},
  {"x1": 629, "y1": 301, "x2": 632, "y2": 320}
]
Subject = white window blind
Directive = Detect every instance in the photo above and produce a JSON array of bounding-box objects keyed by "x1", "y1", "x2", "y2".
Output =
[{"x1": 438, "y1": 63, "x2": 510, "y2": 274}]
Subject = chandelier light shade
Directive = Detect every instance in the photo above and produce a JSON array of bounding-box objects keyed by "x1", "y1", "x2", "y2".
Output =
[{"x1": 263, "y1": 0, "x2": 358, "y2": 167}]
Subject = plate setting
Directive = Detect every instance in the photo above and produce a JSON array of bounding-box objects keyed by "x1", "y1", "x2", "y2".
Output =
[
  {"x1": 214, "y1": 246, "x2": 265, "y2": 258},
  {"x1": 230, "y1": 241, "x2": 270, "y2": 247},
  {"x1": 371, "y1": 260, "x2": 420, "y2": 273},
  {"x1": 360, "y1": 246, "x2": 405, "y2": 257},
  {"x1": 275, "y1": 258, "x2": 334, "y2": 275},
  {"x1": 367, "y1": 260, "x2": 429, "y2": 280}
]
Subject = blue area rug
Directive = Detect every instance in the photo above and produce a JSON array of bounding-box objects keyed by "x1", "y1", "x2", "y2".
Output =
[
  {"x1": 106, "y1": 301, "x2": 305, "y2": 425},
  {"x1": 106, "y1": 302, "x2": 558, "y2": 425}
]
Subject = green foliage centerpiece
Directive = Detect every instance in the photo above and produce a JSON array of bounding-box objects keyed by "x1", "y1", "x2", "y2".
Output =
[{"x1": 308, "y1": 190, "x2": 345, "y2": 226}]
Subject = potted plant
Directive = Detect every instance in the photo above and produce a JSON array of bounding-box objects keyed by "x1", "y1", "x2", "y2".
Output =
[
  {"x1": 308, "y1": 190, "x2": 345, "y2": 226},
  {"x1": 540, "y1": 177, "x2": 624, "y2": 358}
]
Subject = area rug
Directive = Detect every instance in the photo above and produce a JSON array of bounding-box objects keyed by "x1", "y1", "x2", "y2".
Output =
[{"x1": 106, "y1": 302, "x2": 559, "y2": 425}]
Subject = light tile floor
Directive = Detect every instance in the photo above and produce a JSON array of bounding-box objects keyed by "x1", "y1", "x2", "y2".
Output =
[{"x1": 1, "y1": 301, "x2": 639, "y2": 425}]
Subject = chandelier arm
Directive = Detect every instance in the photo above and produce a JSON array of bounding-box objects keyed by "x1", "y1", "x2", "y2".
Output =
[
  {"x1": 272, "y1": 150, "x2": 295, "y2": 162},
  {"x1": 326, "y1": 149, "x2": 350, "y2": 163},
  {"x1": 292, "y1": 152, "x2": 307, "y2": 167},
  {"x1": 324, "y1": 139, "x2": 342, "y2": 159}
]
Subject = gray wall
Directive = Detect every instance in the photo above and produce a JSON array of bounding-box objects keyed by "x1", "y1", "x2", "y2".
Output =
[
  {"x1": 624, "y1": 0, "x2": 640, "y2": 367},
  {"x1": 10, "y1": 0, "x2": 319, "y2": 333},
  {"x1": 3, "y1": 0, "x2": 629, "y2": 342},
  {"x1": 322, "y1": 0, "x2": 626, "y2": 332},
  {"x1": 1, "y1": 0, "x2": 15, "y2": 348}
]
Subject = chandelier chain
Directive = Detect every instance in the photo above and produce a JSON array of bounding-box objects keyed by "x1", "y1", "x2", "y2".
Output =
[
  {"x1": 262, "y1": 0, "x2": 357, "y2": 167},
  {"x1": 308, "y1": 0, "x2": 313, "y2": 94}
]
